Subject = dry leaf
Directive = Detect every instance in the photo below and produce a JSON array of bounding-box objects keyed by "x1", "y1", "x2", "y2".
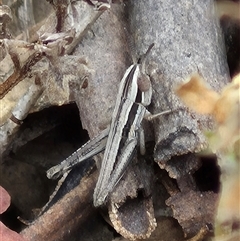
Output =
[
  {"x1": 217, "y1": 161, "x2": 240, "y2": 223},
  {"x1": 213, "y1": 74, "x2": 240, "y2": 148},
  {"x1": 175, "y1": 74, "x2": 220, "y2": 114},
  {"x1": 175, "y1": 73, "x2": 240, "y2": 149},
  {"x1": 166, "y1": 190, "x2": 218, "y2": 237}
]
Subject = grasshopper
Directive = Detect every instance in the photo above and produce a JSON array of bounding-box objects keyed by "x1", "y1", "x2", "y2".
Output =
[{"x1": 47, "y1": 43, "x2": 169, "y2": 207}]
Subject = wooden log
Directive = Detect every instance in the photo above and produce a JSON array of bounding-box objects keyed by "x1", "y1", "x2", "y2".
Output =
[{"x1": 126, "y1": 0, "x2": 229, "y2": 175}]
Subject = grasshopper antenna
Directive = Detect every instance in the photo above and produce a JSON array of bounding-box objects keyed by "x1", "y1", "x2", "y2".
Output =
[
  {"x1": 138, "y1": 43, "x2": 155, "y2": 64},
  {"x1": 138, "y1": 43, "x2": 155, "y2": 72}
]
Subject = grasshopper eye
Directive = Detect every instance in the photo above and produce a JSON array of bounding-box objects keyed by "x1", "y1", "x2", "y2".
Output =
[
  {"x1": 81, "y1": 76, "x2": 89, "y2": 89},
  {"x1": 137, "y1": 73, "x2": 151, "y2": 92}
]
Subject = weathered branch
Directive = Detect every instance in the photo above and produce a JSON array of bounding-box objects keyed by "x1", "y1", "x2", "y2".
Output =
[
  {"x1": 20, "y1": 170, "x2": 98, "y2": 241},
  {"x1": 126, "y1": 0, "x2": 229, "y2": 174}
]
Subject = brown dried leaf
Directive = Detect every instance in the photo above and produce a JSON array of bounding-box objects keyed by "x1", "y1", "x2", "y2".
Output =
[
  {"x1": 166, "y1": 190, "x2": 218, "y2": 237},
  {"x1": 213, "y1": 74, "x2": 240, "y2": 148},
  {"x1": 158, "y1": 153, "x2": 202, "y2": 180},
  {"x1": 109, "y1": 197, "x2": 156, "y2": 241},
  {"x1": 217, "y1": 163, "x2": 240, "y2": 223},
  {"x1": 175, "y1": 74, "x2": 220, "y2": 114}
]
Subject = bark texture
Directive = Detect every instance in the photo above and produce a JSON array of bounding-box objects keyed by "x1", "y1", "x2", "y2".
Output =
[
  {"x1": 1, "y1": 0, "x2": 231, "y2": 240},
  {"x1": 126, "y1": 0, "x2": 229, "y2": 171}
]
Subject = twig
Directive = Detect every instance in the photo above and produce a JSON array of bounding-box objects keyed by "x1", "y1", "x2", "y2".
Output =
[
  {"x1": 20, "y1": 170, "x2": 98, "y2": 241},
  {"x1": 0, "y1": 81, "x2": 43, "y2": 158}
]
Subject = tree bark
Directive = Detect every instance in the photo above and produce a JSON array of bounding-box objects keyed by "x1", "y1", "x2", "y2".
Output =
[{"x1": 126, "y1": 0, "x2": 229, "y2": 175}]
